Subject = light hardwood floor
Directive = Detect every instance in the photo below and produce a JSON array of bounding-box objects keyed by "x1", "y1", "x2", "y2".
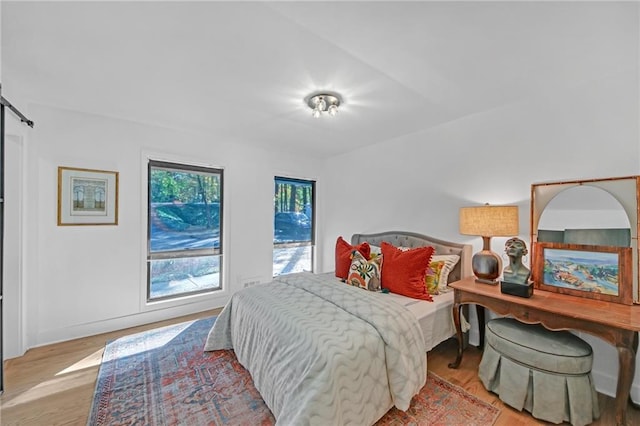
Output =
[{"x1": 1, "y1": 309, "x2": 638, "y2": 425}]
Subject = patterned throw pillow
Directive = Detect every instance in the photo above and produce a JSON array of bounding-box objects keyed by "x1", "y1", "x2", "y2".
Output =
[
  {"x1": 347, "y1": 251, "x2": 382, "y2": 291},
  {"x1": 431, "y1": 254, "x2": 460, "y2": 290},
  {"x1": 425, "y1": 260, "x2": 445, "y2": 295}
]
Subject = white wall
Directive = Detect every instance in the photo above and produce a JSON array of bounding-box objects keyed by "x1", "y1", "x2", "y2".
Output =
[
  {"x1": 6, "y1": 103, "x2": 321, "y2": 357},
  {"x1": 320, "y1": 33, "x2": 640, "y2": 401}
]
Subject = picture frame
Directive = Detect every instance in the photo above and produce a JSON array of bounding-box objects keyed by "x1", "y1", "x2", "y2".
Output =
[
  {"x1": 533, "y1": 242, "x2": 633, "y2": 305},
  {"x1": 57, "y1": 166, "x2": 119, "y2": 226}
]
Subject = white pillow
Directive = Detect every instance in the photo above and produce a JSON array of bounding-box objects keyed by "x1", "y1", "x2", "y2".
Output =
[
  {"x1": 431, "y1": 254, "x2": 460, "y2": 289},
  {"x1": 369, "y1": 244, "x2": 382, "y2": 256}
]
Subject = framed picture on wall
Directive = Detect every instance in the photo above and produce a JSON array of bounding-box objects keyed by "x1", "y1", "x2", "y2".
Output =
[
  {"x1": 533, "y1": 242, "x2": 633, "y2": 305},
  {"x1": 57, "y1": 166, "x2": 119, "y2": 226}
]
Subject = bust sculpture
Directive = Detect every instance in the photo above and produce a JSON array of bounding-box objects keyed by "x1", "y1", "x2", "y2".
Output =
[{"x1": 502, "y1": 237, "x2": 531, "y2": 284}]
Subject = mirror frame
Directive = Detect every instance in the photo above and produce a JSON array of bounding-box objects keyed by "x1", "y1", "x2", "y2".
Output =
[{"x1": 530, "y1": 176, "x2": 640, "y2": 304}]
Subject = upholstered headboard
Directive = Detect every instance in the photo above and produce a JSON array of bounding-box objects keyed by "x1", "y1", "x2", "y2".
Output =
[{"x1": 351, "y1": 231, "x2": 473, "y2": 284}]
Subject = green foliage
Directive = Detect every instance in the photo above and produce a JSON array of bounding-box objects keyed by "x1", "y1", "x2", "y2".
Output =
[
  {"x1": 274, "y1": 179, "x2": 313, "y2": 214},
  {"x1": 155, "y1": 206, "x2": 190, "y2": 231},
  {"x1": 151, "y1": 168, "x2": 221, "y2": 230},
  {"x1": 153, "y1": 203, "x2": 220, "y2": 230},
  {"x1": 151, "y1": 170, "x2": 220, "y2": 204}
]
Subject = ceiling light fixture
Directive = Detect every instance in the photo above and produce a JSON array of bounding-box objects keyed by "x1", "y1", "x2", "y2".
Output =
[{"x1": 307, "y1": 93, "x2": 341, "y2": 118}]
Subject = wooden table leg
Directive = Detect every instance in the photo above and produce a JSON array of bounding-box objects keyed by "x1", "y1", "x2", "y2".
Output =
[
  {"x1": 615, "y1": 331, "x2": 638, "y2": 425},
  {"x1": 448, "y1": 302, "x2": 464, "y2": 369},
  {"x1": 615, "y1": 346, "x2": 634, "y2": 425},
  {"x1": 477, "y1": 305, "x2": 486, "y2": 350},
  {"x1": 632, "y1": 332, "x2": 640, "y2": 409}
]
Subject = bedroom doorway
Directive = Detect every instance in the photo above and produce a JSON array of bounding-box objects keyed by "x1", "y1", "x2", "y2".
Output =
[
  {"x1": 273, "y1": 176, "x2": 315, "y2": 276},
  {"x1": 0, "y1": 88, "x2": 34, "y2": 393}
]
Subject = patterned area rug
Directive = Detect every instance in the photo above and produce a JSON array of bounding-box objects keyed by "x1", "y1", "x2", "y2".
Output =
[{"x1": 89, "y1": 317, "x2": 500, "y2": 425}]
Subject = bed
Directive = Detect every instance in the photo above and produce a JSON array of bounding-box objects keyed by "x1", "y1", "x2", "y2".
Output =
[
  {"x1": 204, "y1": 231, "x2": 473, "y2": 425},
  {"x1": 351, "y1": 231, "x2": 472, "y2": 351}
]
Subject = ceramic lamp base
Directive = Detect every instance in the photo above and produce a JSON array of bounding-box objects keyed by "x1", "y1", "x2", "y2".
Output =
[{"x1": 472, "y1": 249, "x2": 502, "y2": 284}]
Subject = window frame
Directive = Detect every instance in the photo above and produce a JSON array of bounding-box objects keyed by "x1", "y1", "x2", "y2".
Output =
[
  {"x1": 147, "y1": 159, "x2": 224, "y2": 302},
  {"x1": 273, "y1": 176, "x2": 316, "y2": 275}
]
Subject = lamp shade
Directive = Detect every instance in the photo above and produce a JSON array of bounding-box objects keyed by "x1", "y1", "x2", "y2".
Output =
[{"x1": 459, "y1": 205, "x2": 519, "y2": 237}]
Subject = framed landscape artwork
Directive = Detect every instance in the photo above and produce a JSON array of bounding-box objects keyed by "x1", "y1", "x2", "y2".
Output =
[
  {"x1": 57, "y1": 166, "x2": 119, "y2": 226},
  {"x1": 533, "y1": 242, "x2": 633, "y2": 305}
]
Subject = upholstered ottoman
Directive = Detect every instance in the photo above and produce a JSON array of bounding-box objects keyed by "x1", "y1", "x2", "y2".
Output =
[{"x1": 478, "y1": 317, "x2": 599, "y2": 426}]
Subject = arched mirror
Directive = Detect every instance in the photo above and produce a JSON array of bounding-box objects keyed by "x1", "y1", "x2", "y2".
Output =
[
  {"x1": 531, "y1": 177, "x2": 639, "y2": 305},
  {"x1": 537, "y1": 185, "x2": 631, "y2": 247}
]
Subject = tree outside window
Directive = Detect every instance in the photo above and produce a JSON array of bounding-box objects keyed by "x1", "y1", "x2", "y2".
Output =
[
  {"x1": 273, "y1": 177, "x2": 315, "y2": 276},
  {"x1": 147, "y1": 160, "x2": 223, "y2": 301}
]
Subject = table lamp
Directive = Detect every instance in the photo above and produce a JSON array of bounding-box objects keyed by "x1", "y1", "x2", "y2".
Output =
[{"x1": 459, "y1": 204, "x2": 519, "y2": 284}]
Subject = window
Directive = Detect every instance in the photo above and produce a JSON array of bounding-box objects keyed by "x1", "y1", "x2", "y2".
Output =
[
  {"x1": 147, "y1": 160, "x2": 223, "y2": 301},
  {"x1": 273, "y1": 177, "x2": 315, "y2": 276}
]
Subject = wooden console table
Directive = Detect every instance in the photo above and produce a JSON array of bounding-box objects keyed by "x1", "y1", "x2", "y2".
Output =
[{"x1": 448, "y1": 276, "x2": 640, "y2": 426}]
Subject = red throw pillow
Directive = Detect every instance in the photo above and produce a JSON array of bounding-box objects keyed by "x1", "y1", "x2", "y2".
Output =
[
  {"x1": 335, "y1": 236, "x2": 371, "y2": 280},
  {"x1": 380, "y1": 242, "x2": 434, "y2": 301}
]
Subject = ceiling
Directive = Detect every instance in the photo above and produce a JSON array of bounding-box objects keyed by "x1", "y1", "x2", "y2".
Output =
[{"x1": 1, "y1": 1, "x2": 635, "y2": 158}]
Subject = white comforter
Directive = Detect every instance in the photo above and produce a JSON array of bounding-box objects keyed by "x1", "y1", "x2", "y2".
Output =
[{"x1": 204, "y1": 272, "x2": 427, "y2": 425}]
